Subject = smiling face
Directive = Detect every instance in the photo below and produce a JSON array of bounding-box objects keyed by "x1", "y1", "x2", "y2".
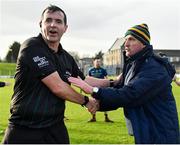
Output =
[
  {"x1": 40, "y1": 10, "x2": 68, "y2": 48},
  {"x1": 124, "y1": 35, "x2": 146, "y2": 57}
]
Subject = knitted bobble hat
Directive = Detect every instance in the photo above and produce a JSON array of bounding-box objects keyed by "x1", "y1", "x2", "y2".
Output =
[{"x1": 125, "y1": 23, "x2": 150, "y2": 45}]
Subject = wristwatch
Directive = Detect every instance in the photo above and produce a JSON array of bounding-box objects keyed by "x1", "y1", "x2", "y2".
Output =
[
  {"x1": 109, "y1": 79, "x2": 114, "y2": 87},
  {"x1": 92, "y1": 87, "x2": 99, "y2": 98},
  {"x1": 81, "y1": 96, "x2": 89, "y2": 107},
  {"x1": 92, "y1": 87, "x2": 99, "y2": 93}
]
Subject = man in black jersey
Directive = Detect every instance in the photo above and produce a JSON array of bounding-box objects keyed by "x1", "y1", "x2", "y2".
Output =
[{"x1": 2, "y1": 5, "x2": 97, "y2": 144}]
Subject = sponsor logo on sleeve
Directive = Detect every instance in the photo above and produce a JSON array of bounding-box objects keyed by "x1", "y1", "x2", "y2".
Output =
[
  {"x1": 33, "y1": 56, "x2": 49, "y2": 68},
  {"x1": 64, "y1": 71, "x2": 72, "y2": 78}
]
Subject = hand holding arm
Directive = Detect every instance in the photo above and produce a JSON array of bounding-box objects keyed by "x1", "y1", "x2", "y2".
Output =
[
  {"x1": 85, "y1": 76, "x2": 110, "y2": 88},
  {"x1": 68, "y1": 76, "x2": 93, "y2": 94}
]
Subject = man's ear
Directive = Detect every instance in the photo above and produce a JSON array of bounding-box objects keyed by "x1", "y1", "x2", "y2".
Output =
[
  {"x1": 64, "y1": 25, "x2": 68, "y2": 33},
  {"x1": 39, "y1": 21, "x2": 42, "y2": 28}
]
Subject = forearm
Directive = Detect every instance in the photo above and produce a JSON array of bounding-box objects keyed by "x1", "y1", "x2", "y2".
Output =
[
  {"x1": 48, "y1": 80, "x2": 98, "y2": 113},
  {"x1": 85, "y1": 76, "x2": 110, "y2": 88},
  {"x1": 42, "y1": 72, "x2": 85, "y2": 105},
  {"x1": 85, "y1": 76, "x2": 120, "y2": 88},
  {"x1": 54, "y1": 82, "x2": 85, "y2": 104}
]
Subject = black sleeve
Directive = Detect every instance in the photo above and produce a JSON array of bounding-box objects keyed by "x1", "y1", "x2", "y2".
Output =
[
  {"x1": 71, "y1": 58, "x2": 85, "y2": 80},
  {"x1": 0, "y1": 82, "x2": 5, "y2": 87},
  {"x1": 19, "y1": 45, "x2": 56, "y2": 80}
]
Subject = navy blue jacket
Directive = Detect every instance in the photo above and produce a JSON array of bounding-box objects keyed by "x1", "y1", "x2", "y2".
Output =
[{"x1": 95, "y1": 45, "x2": 179, "y2": 143}]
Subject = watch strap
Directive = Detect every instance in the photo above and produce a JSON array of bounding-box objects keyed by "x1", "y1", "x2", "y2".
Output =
[
  {"x1": 109, "y1": 79, "x2": 114, "y2": 87},
  {"x1": 81, "y1": 96, "x2": 89, "y2": 107}
]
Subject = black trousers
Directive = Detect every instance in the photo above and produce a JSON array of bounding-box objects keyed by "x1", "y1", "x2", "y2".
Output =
[{"x1": 2, "y1": 122, "x2": 69, "y2": 144}]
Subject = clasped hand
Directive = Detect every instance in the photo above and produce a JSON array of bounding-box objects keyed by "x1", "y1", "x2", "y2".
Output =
[
  {"x1": 86, "y1": 98, "x2": 99, "y2": 114},
  {"x1": 68, "y1": 76, "x2": 99, "y2": 114}
]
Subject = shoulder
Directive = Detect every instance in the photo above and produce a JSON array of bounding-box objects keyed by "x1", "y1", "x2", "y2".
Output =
[
  {"x1": 99, "y1": 67, "x2": 104, "y2": 70},
  {"x1": 146, "y1": 56, "x2": 162, "y2": 66},
  {"x1": 21, "y1": 35, "x2": 42, "y2": 50},
  {"x1": 18, "y1": 35, "x2": 49, "y2": 64},
  {"x1": 139, "y1": 56, "x2": 168, "y2": 77},
  {"x1": 141, "y1": 56, "x2": 163, "y2": 69},
  {"x1": 89, "y1": 67, "x2": 95, "y2": 72},
  {"x1": 19, "y1": 35, "x2": 45, "y2": 57},
  {"x1": 61, "y1": 49, "x2": 76, "y2": 62},
  {"x1": 101, "y1": 67, "x2": 107, "y2": 71},
  {"x1": 19, "y1": 34, "x2": 48, "y2": 54},
  {"x1": 61, "y1": 49, "x2": 72, "y2": 57},
  {"x1": 99, "y1": 67, "x2": 107, "y2": 72}
]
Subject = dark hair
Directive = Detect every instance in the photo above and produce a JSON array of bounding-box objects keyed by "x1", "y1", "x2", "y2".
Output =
[
  {"x1": 93, "y1": 57, "x2": 101, "y2": 61},
  {"x1": 40, "y1": 4, "x2": 67, "y2": 26}
]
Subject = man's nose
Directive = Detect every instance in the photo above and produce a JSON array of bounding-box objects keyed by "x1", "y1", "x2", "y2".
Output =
[
  {"x1": 124, "y1": 40, "x2": 129, "y2": 47},
  {"x1": 50, "y1": 21, "x2": 56, "y2": 27}
]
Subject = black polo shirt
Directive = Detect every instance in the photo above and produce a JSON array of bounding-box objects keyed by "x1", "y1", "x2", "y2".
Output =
[{"x1": 9, "y1": 34, "x2": 84, "y2": 128}]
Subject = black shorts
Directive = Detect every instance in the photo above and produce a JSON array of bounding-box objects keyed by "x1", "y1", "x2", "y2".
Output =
[{"x1": 2, "y1": 122, "x2": 69, "y2": 144}]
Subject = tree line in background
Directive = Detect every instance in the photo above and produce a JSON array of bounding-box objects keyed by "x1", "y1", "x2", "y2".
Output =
[
  {"x1": 0, "y1": 41, "x2": 20, "y2": 63},
  {"x1": 0, "y1": 41, "x2": 104, "y2": 63}
]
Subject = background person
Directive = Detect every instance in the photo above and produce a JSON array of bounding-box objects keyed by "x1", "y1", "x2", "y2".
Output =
[
  {"x1": 2, "y1": 5, "x2": 97, "y2": 144},
  {"x1": 88, "y1": 58, "x2": 113, "y2": 122},
  {"x1": 69, "y1": 24, "x2": 180, "y2": 144}
]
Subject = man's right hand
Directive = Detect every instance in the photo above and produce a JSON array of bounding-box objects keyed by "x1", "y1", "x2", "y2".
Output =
[
  {"x1": 86, "y1": 98, "x2": 99, "y2": 114},
  {"x1": 68, "y1": 77, "x2": 93, "y2": 94}
]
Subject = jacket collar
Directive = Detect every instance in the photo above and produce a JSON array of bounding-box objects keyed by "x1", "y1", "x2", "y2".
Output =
[{"x1": 125, "y1": 45, "x2": 153, "y2": 64}]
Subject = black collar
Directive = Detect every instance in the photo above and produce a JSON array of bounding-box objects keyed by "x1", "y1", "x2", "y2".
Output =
[{"x1": 38, "y1": 33, "x2": 64, "y2": 54}]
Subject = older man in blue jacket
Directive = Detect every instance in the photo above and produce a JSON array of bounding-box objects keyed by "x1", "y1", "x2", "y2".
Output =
[{"x1": 69, "y1": 23, "x2": 180, "y2": 144}]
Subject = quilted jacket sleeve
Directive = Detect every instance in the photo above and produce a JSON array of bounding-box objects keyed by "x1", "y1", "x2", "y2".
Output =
[{"x1": 96, "y1": 58, "x2": 172, "y2": 111}]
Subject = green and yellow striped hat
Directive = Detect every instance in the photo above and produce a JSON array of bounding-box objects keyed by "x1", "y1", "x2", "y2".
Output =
[{"x1": 125, "y1": 23, "x2": 150, "y2": 45}]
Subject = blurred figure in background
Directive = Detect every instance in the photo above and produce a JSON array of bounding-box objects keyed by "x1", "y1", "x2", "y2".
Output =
[{"x1": 88, "y1": 58, "x2": 113, "y2": 123}]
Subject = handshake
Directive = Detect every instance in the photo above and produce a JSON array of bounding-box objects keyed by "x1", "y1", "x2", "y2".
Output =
[
  {"x1": 84, "y1": 96, "x2": 100, "y2": 115},
  {"x1": 68, "y1": 76, "x2": 100, "y2": 114}
]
